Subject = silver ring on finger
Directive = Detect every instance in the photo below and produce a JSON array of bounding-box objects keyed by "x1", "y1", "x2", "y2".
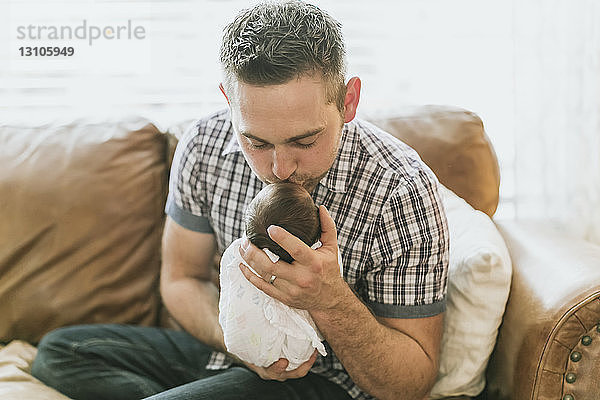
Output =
[{"x1": 268, "y1": 274, "x2": 277, "y2": 284}]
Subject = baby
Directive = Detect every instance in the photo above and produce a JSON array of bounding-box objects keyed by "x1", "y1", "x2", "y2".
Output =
[{"x1": 218, "y1": 182, "x2": 342, "y2": 370}]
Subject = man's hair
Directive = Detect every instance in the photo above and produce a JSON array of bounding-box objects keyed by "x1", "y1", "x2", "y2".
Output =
[
  {"x1": 245, "y1": 182, "x2": 321, "y2": 264},
  {"x1": 220, "y1": 0, "x2": 347, "y2": 112}
]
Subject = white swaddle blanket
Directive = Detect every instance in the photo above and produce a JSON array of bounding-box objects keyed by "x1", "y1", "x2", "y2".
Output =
[{"x1": 218, "y1": 237, "x2": 343, "y2": 371}]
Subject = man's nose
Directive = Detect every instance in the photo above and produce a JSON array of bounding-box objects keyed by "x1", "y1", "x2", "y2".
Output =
[{"x1": 272, "y1": 147, "x2": 296, "y2": 181}]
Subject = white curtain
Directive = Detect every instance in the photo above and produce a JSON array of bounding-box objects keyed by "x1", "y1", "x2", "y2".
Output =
[{"x1": 512, "y1": 0, "x2": 600, "y2": 244}]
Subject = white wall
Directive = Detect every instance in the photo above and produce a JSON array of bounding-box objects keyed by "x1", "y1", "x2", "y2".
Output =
[{"x1": 2, "y1": 0, "x2": 598, "y2": 243}]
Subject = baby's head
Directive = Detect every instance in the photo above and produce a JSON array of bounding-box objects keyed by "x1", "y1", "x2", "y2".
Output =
[{"x1": 245, "y1": 182, "x2": 321, "y2": 264}]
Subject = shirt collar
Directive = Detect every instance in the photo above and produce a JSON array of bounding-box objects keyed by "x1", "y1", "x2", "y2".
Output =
[
  {"x1": 221, "y1": 131, "x2": 240, "y2": 156},
  {"x1": 318, "y1": 122, "x2": 356, "y2": 194}
]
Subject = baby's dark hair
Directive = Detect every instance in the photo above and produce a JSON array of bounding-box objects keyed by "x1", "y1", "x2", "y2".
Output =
[{"x1": 245, "y1": 182, "x2": 321, "y2": 263}]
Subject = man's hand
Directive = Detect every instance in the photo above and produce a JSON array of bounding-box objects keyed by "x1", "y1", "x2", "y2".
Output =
[
  {"x1": 241, "y1": 351, "x2": 318, "y2": 382},
  {"x1": 238, "y1": 205, "x2": 346, "y2": 312},
  {"x1": 238, "y1": 205, "x2": 445, "y2": 399}
]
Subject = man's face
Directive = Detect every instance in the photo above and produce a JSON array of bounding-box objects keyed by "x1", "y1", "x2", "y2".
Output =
[{"x1": 228, "y1": 75, "x2": 344, "y2": 194}]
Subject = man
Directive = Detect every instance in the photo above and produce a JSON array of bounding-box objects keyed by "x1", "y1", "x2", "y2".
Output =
[{"x1": 32, "y1": 2, "x2": 448, "y2": 399}]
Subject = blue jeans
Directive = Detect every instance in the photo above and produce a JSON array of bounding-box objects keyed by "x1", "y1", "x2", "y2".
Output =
[{"x1": 31, "y1": 324, "x2": 352, "y2": 400}]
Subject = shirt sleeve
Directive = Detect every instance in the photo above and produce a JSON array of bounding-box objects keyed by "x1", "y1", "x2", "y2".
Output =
[
  {"x1": 366, "y1": 168, "x2": 449, "y2": 318},
  {"x1": 164, "y1": 121, "x2": 214, "y2": 233}
]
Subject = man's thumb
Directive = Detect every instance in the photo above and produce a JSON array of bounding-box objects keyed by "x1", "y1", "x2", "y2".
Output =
[{"x1": 319, "y1": 205, "x2": 338, "y2": 246}]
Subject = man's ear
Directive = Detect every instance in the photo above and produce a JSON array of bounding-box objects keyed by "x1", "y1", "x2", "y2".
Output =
[
  {"x1": 219, "y1": 83, "x2": 230, "y2": 105},
  {"x1": 342, "y1": 77, "x2": 361, "y2": 123}
]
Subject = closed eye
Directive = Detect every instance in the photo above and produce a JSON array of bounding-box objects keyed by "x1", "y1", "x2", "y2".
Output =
[
  {"x1": 248, "y1": 141, "x2": 271, "y2": 149},
  {"x1": 248, "y1": 139, "x2": 317, "y2": 149},
  {"x1": 293, "y1": 140, "x2": 317, "y2": 148},
  {"x1": 242, "y1": 127, "x2": 323, "y2": 150}
]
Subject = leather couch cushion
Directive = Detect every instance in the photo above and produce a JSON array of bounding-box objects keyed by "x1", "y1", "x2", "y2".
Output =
[
  {"x1": 0, "y1": 120, "x2": 168, "y2": 343},
  {"x1": 369, "y1": 105, "x2": 500, "y2": 217}
]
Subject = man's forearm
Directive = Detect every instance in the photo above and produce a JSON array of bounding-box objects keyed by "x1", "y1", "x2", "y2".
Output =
[
  {"x1": 310, "y1": 285, "x2": 438, "y2": 400},
  {"x1": 161, "y1": 277, "x2": 226, "y2": 353}
]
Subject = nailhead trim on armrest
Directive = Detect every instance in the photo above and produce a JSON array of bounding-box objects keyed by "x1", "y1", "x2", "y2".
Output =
[{"x1": 562, "y1": 322, "x2": 600, "y2": 400}]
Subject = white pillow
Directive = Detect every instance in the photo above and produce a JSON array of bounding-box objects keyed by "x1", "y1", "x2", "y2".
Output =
[{"x1": 430, "y1": 186, "x2": 512, "y2": 399}]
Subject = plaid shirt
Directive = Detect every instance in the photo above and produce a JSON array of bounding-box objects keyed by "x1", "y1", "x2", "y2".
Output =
[{"x1": 165, "y1": 109, "x2": 449, "y2": 400}]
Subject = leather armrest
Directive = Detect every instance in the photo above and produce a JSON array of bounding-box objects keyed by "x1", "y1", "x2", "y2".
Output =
[{"x1": 484, "y1": 220, "x2": 600, "y2": 400}]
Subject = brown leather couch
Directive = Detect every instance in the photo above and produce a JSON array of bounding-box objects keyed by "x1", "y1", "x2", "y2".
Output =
[{"x1": 1, "y1": 106, "x2": 599, "y2": 400}]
